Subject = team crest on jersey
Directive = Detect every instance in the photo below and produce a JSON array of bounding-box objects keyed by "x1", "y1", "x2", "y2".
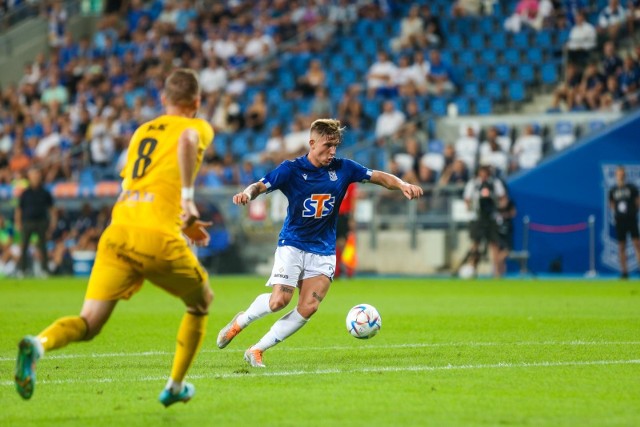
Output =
[
  {"x1": 302, "y1": 194, "x2": 335, "y2": 218},
  {"x1": 328, "y1": 170, "x2": 338, "y2": 181},
  {"x1": 601, "y1": 164, "x2": 640, "y2": 272}
]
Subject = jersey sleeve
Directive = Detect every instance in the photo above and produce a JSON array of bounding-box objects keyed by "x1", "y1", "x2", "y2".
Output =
[
  {"x1": 260, "y1": 161, "x2": 292, "y2": 193},
  {"x1": 344, "y1": 159, "x2": 373, "y2": 183}
]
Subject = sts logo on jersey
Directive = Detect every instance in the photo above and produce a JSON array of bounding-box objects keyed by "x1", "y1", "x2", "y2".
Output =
[{"x1": 302, "y1": 194, "x2": 335, "y2": 218}]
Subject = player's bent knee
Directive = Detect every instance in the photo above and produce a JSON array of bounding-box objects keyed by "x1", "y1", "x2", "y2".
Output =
[
  {"x1": 297, "y1": 301, "x2": 320, "y2": 318},
  {"x1": 269, "y1": 295, "x2": 290, "y2": 312}
]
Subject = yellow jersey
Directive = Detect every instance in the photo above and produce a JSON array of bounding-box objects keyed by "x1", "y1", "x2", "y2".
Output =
[{"x1": 111, "y1": 115, "x2": 213, "y2": 236}]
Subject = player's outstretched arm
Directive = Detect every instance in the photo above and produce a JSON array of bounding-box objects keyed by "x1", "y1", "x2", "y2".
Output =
[
  {"x1": 369, "y1": 170, "x2": 423, "y2": 200},
  {"x1": 233, "y1": 181, "x2": 268, "y2": 205}
]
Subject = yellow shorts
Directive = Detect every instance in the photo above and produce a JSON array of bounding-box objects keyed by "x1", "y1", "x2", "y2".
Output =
[{"x1": 85, "y1": 224, "x2": 209, "y2": 301}]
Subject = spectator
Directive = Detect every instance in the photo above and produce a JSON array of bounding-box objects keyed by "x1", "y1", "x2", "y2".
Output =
[
  {"x1": 260, "y1": 125, "x2": 287, "y2": 165},
  {"x1": 375, "y1": 100, "x2": 406, "y2": 139},
  {"x1": 455, "y1": 125, "x2": 480, "y2": 172},
  {"x1": 598, "y1": 0, "x2": 628, "y2": 42},
  {"x1": 420, "y1": 4, "x2": 443, "y2": 46},
  {"x1": 452, "y1": 0, "x2": 482, "y2": 17},
  {"x1": 328, "y1": 0, "x2": 359, "y2": 33},
  {"x1": 505, "y1": 0, "x2": 540, "y2": 33},
  {"x1": 512, "y1": 124, "x2": 543, "y2": 170},
  {"x1": 426, "y1": 50, "x2": 455, "y2": 95},
  {"x1": 479, "y1": 128, "x2": 509, "y2": 176},
  {"x1": 551, "y1": 62, "x2": 583, "y2": 110},
  {"x1": 310, "y1": 87, "x2": 333, "y2": 119},
  {"x1": 602, "y1": 41, "x2": 623, "y2": 78},
  {"x1": 244, "y1": 92, "x2": 268, "y2": 132},
  {"x1": 391, "y1": 4, "x2": 424, "y2": 52},
  {"x1": 283, "y1": 118, "x2": 310, "y2": 159},
  {"x1": 579, "y1": 62, "x2": 606, "y2": 110},
  {"x1": 618, "y1": 55, "x2": 639, "y2": 97},
  {"x1": 439, "y1": 158, "x2": 469, "y2": 186},
  {"x1": 366, "y1": 51, "x2": 399, "y2": 98},
  {"x1": 296, "y1": 59, "x2": 326, "y2": 98},
  {"x1": 408, "y1": 50, "x2": 430, "y2": 95},
  {"x1": 213, "y1": 93, "x2": 243, "y2": 133},
  {"x1": 0, "y1": 212, "x2": 19, "y2": 276},
  {"x1": 199, "y1": 57, "x2": 228, "y2": 95},
  {"x1": 567, "y1": 11, "x2": 597, "y2": 67},
  {"x1": 15, "y1": 168, "x2": 56, "y2": 278}
]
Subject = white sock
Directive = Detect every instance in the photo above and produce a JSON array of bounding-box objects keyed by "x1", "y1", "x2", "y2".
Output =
[
  {"x1": 237, "y1": 293, "x2": 272, "y2": 328},
  {"x1": 166, "y1": 378, "x2": 184, "y2": 394},
  {"x1": 254, "y1": 309, "x2": 308, "y2": 352}
]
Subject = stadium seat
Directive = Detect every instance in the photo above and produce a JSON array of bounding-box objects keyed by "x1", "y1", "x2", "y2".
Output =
[
  {"x1": 489, "y1": 33, "x2": 507, "y2": 50},
  {"x1": 503, "y1": 49, "x2": 520, "y2": 65},
  {"x1": 475, "y1": 97, "x2": 493, "y2": 115},
  {"x1": 526, "y1": 48, "x2": 543, "y2": 64},
  {"x1": 448, "y1": 34, "x2": 465, "y2": 51},
  {"x1": 535, "y1": 31, "x2": 553, "y2": 49},
  {"x1": 511, "y1": 32, "x2": 529, "y2": 49},
  {"x1": 454, "y1": 98, "x2": 470, "y2": 116},
  {"x1": 508, "y1": 81, "x2": 526, "y2": 102},
  {"x1": 586, "y1": 120, "x2": 606, "y2": 133},
  {"x1": 458, "y1": 50, "x2": 476, "y2": 68},
  {"x1": 469, "y1": 35, "x2": 485, "y2": 51},
  {"x1": 428, "y1": 139, "x2": 444, "y2": 154},
  {"x1": 480, "y1": 49, "x2": 498, "y2": 65},
  {"x1": 463, "y1": 82, "x2": 481, "y2": 98},
  {"x1": 429, "y1": 98, "x2": 448, "y2": 117},
  {"x1": 494, "y1": 65, "x2": 512, "y2": 82},
  {"x1": 541, "y1": 64, "x2": 558, "y2": 85},
  {"x1": 485, "y1": 82, "x2": 503, "y2": 100},
  {"x1": 517, "y1": 63, "x2": 535, "y2": 84}
]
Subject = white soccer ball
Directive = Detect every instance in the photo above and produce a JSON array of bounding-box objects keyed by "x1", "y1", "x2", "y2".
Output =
[{"x1": 346, "y1": 303, "x2": 382, "y2": 339}]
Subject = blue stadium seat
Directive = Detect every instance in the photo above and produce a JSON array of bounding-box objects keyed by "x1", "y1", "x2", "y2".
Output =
[
  {"x1": 363, "y1": 99, "x2": 381, "y2": 118},
  {"x1": 475, "y1": 97, "x2": 493, "y2": 115},
  {"x1": 469, "y1": 35, "x2": 485, "y2": 51},
  {"x1": 512, "y1": 32, "x2": 530, "y2": 49},
  {"x1": 587, "y1": 120, "x2": 606, "y2": 133},
  {"x1": 214, "y1": 133, "x2": 228, "y2": 155},
  {"x1": 458, "y1": 50, "x2": 476, "y2": 67},
  {"x1": 351, "y1": 54, "x2": 369, "y2": 74},
  {"x1": 527, "y1": 48, "x2": 543, "y2": 64},
  {"x1": 503, "y1": 49, "x2": 520, "y2": 65},
  {"x1": 448, "y1": 34, "x2": 465, "y2": 51},
  {"x1": 429, "y1": 97, "x2": 448, "y2": 116},
  {"x1": 470, "y1": 65, "x2": 489, "y2": 81},
  {"x1": 508, "y1": 81, "x2": 526, "y2": 102},
  {"x1": 494, "y1": 65, "x2": 512, "y2": 82},
  {"x1": 480, "y1": 49, "x2": 498, "y2": 65},
  {"x1": 428, "y1": 139, "x2": 444, "y2": 154},
  {"x1": 454, "y1": 98, "x2": 470, "y2": 115},
  {"x1": 463, "y1": 82, "x2": 481, "y2": 98},
  {"x1": 485, "y1": 81, "x2": 503, "y2": 100},
  {"x1": 489, "y1": 33, "x2": 507, "y2": 50},
  {"x1": 541, "y1": 63, "x2": 558, "y2": 84},
  {"x1": 518, "y1": 63, "x2": 535, "y2": 84},
  {"x1": 535, "y1": 31, "x2": 553, "y2": 48}
]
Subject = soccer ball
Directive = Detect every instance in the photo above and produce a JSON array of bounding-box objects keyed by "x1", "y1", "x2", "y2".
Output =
[{"x1": 346, "y1": 304, "x2": 382, "y2": 339}]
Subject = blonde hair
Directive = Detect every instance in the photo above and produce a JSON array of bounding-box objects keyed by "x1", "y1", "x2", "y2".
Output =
[
  {"x1": 163, "y1": 68, "x2": 200, "y2": 108},
  {"x1": 310, "y1": 118, "x2": 345, "y2": 142}
]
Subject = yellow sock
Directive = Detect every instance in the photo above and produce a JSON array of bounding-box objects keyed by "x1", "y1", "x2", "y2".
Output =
[
  {"x1": 37, "y1": 316, "x2": 88, "y2": 352},
  {"x1": 170, "y1": 313, "x2": 208, "y2": 383}
]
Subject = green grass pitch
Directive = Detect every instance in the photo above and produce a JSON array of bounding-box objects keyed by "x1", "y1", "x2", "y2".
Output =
[{"x1": 1, "y1": 276, "x2": 639, "y2": 426}]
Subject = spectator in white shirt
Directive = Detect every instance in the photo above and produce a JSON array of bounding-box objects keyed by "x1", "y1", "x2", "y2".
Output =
[
  {"x1": 455, "y1": 126, "x2": 480, "y2": 172},
  {"x1": 366, "y1": 51, "x2": 399, "y2": 98},
  {"x1": 375, "y1": 101, "x2": 406, "y2": 139},
  {"x1": 567, "y1": 11, "x2": 597, "y2": 66},
  {"x1": 512, "y1": 124, "x2": 543, "y2": 170},
  {"x1": 391, "y1": 4, "x2": 424, "y2": 52},
  {"x1": 409, "y1": 50, "x2": 430, "y2": 95},
  {"x1": 199, "y1": 57, "x2": 228, "y2": 95},
  {"x1": 598, "y1": 0, "x2": 627, "y2": 41}
]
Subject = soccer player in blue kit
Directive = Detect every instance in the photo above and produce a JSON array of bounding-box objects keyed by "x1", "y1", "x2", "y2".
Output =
[{"x1": 217, "y1": 119, "x2": 423, "y2": 367}]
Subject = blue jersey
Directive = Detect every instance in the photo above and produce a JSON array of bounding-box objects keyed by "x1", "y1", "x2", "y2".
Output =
[{"x1": 261, "y1": 155, "x2": 373, "y2": 255}]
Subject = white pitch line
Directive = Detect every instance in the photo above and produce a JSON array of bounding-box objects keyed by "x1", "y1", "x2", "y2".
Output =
[
  {"x1": 2, "y1": 359, "x2": 639, "y2": 387},
  {"x1": 1, "y1": 340, "x2": 639, "y2": 363}
]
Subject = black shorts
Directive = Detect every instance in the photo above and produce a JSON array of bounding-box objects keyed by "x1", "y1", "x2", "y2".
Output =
[
  {"x1": 615, "y1": 217, "x2": 640, "y2": 242},
  {"x1": 470, "y1": 217, "x2": 500, "y2": 245},
  {"x1": 336, "y1": 214, "x2": 350, "y2": 240}
]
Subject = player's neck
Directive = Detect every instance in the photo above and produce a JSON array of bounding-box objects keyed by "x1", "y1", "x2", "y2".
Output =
[
  {"x1": 306, "y1": 153, "x2": 323, "y2": 168},
  {"x1": 164, "y1": 106, "x2": 197, "y2": 118}
]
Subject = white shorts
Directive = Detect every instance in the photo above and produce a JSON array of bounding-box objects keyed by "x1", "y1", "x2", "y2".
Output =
[{"x1": 266, "y1": 246, "x2": 336, "y2": 288}]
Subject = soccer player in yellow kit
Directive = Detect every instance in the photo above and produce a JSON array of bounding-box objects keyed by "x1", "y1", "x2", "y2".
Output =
[{"x1": 14, "y1": 69, "x2": 214, "y2": 407}]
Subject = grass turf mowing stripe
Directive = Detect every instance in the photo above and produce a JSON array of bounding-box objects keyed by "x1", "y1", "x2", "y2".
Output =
[
  {"x1": 1, "y1": 340, "x2": 639, "y2": 362},
  {"x1": 1, "y1": 359, "x2": 639, "y2": 387}
]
